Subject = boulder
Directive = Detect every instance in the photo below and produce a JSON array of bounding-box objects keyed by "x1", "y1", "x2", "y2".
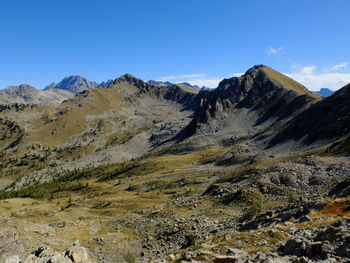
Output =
[
  {"x1": 4, "y1": 255, "x2": 20, "y2": 263},
  {"x1": 283, "y1": 239, "x2": 300, "y2": 255},
  {"x1": 66, "y1": 241, "x2": 91, "y2": 263},
  {"x1": 50, "y1": 252, "x2": 73, "y2": 263}
]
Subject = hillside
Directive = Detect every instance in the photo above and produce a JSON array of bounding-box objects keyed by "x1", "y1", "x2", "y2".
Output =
[
  {"x1": 179, "y1": 65, "x2": 322, "y2": 141},
  {"x1": 0, "y1": 66, "x2": 349, "y2": 263},
  {"x1": 1, "y1": 66, "x2": 347, "y2": 191},
  {"x1": 269, "y1": 83, "x2": 350, "y2": 152},
  {"x1": 0, "y1": 74, "x2": 199, "y2": 190}
]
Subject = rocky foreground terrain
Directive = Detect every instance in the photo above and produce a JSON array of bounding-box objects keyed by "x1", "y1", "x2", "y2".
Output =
[{"x1": 0, "y1": 65, "x2": 349, "y2": 262}]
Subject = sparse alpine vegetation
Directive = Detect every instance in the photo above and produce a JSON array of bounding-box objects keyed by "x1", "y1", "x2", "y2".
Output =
[{"x1": 0, "y1": 65, "x2": 349, "y2": 263}]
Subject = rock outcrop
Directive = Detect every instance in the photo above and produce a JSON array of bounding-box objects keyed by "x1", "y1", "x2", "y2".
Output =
[
  {"x1": 180, "y1": 65, "x2": 321, "y2": 138},
  {"x1": 4, "y1": 242, "x2": 92, "y2": 263}
]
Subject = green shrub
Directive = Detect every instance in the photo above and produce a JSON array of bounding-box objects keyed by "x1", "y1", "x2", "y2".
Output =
[
  {"x1": 123, "y1": 252, "x2": 136, "y2": 263},
  {"x1": 183, "y1": 234, "x2": 196, "y2": 248},
  {"x1": 287, "y1": 192, "x2": 299, "y2": 204},
  {"x1": 241, "y1": 188, "x2": 266, "y2": 218}
]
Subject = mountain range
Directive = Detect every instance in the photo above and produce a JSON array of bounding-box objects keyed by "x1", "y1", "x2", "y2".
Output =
[
  {"x1": 0, "y1": 76, "x2": 116, "y2": 105},
  {"x1": 0, "y1": 65, "x2": 348, "y2": 186},
  {"x1": 0, "y1": 76, "x2": 208, "y2": 105},
  {"x1": 0, "y1": 65, "x2": 349, "y2": 263}
]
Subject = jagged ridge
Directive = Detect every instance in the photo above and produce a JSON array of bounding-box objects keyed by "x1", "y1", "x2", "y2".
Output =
[{"x1": 180, "y1": 65, "x2": 322, "y2": 138}]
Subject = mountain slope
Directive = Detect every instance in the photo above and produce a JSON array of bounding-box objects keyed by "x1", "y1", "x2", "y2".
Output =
[
  {"x1": 0, "y1": 74, "x2": 199, "y2": 188},
  {"x1": 180, "y1": 65, "x2": 322, "y2": 139},
  {"x1": 1, "y1": 67, "x2": 350, "y2": 263},
  {"x1": 1, "y1": 67, "x2": 348, "y2": 191},
  {"x1": 0, "y1": 84, "x2": 74, "y2": 105},
  {"x1": 269, "y1": 83, "x2": 350, "y2": 150},
  {"x1": 115, "y1": 74, "x2": 199, "y2": 108}
]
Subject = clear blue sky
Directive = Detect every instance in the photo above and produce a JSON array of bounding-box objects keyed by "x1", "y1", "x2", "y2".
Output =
[{"x1": 1, "y1": 0, "x2": 349, "y2": 90}]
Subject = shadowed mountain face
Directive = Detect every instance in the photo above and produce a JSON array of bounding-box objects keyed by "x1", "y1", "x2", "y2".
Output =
[
  {"x1": 270, "y1": 83, "x2": 350, "y2": 148},
  {"x1": 45, "y1": 75, "x2": 99, "y2": 94},
  {"x1": 115, "y1": 74, "x2": 199, "y2": 108},
  {"x1": 180, "y1": 65, "x2": 322, "y2": 138}
]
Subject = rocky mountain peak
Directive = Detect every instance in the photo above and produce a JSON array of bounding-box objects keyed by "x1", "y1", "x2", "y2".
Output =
[
  {"x1": 44, "y1": 75, "x2": 98, "y2": 94},
  {"x1": 13, "y1": 84, "x2": 36, "y2": 90},
  {"x1": 3, "y1": 84, "x2": 39, "y2": 99},
  {"x1": 180, "y1": 65, "x2": 322, "y2": 138},
  {"x1": 7, "y1": 84, "x2": 37, "y2": 91},
  {"x1": 244, "y1": 64, "x2": 267, "y2": 74},
  {"x1": 216, "y1": 65, "x2": 321, "y2": 103},
  {"x1": 316, "y1": 88, "x2": 334, "y2": 97},
  {"x1": 116, "y1": 73, "x2": 142, "y2": 83},
  {"x1": 0, "y1": 84, "x2": 74, "y2": 105},
  {"x1": 114, "y1": 74, "x2": 150, "y2": 91}
]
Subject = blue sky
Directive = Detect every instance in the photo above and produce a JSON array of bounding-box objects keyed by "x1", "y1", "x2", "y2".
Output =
[{"x1": 0, "y1": 0, "x2": 349, "y2": 90}]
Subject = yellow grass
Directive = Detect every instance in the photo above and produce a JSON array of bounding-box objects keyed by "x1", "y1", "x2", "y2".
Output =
[{"x1": 262, "y1": 67, "x2": 322, "y2": 100}]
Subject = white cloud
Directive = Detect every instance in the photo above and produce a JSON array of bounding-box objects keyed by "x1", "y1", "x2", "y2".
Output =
[
  {"x1": 185, "y1": 78, "x2": 224, "y2": 88},
  {"x1": 158, "y1": 73, "x2": 243, "y2": 88},
  {"x1": 285, "y1": 65, "x2": 350, "y2": 91},
  {"x1": 300, "y1": 66, "x2": 316, "y2": 75},
  {"x1": 291, "y1": 64, "x2": 316, "y2": 74},
  {"x1": 325, "y1": 62, "x2": 348, "y2": 72},
  {"x1": 267, "y1": 46, "x2": 283, "y2": 55},
  {"x1": 158, "y1": 64, "x2": 350, "y2": 91},
  {"x1": 160, "y1": 74, "x2": 207, "y2": 81}
]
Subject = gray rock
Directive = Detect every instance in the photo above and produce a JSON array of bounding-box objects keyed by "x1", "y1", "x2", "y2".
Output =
[
  {"x1": 226, "y1": 248, "x2": 247, "y2": 257},
  {"x1": 283, "y1": 239, "x2": 300, "y2": 255},
  {"x1": 23, "y1": 254, "x2": 40, "y2": 263},
  {"x1": 0, "y1": 227, "x2": 24, "y2": 260},
  {"x1": 4, "y1": 255, "x2": 20, "y2": 263},
  {"x1": 50, "y1": 252, "x2": 73, "y2": 263},
  {"x1": 66, "y1": 241, "x2": 91, "y2": 263}
]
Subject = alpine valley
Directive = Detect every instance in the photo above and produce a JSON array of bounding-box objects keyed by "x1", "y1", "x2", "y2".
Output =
[{"x1": 0, "y1": 65, "x2": 349, "y2": 263}]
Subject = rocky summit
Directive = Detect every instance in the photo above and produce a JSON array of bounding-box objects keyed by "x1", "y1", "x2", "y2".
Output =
[
  {"x1": 44, "y1": 75, "x2": 100, "y2": 94},
  {"x1": 0, "y1": 65, "x2": 349, "y2": 263},
  {"x1": 0, "y1": 84, "x2": 74, "y2": 105}
]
